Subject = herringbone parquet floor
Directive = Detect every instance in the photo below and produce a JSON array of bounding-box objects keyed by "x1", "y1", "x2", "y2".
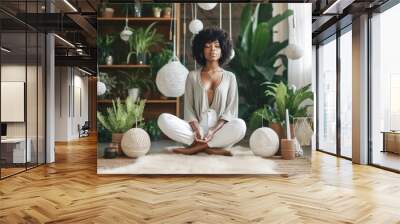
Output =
[{"x1": 1, "y1": 135, "x2": 400, "y2": 224}]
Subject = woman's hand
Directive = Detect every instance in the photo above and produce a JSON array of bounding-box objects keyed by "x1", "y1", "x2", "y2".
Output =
[
  {"x1": 193, "y1": 128, "x2": 203, "y2": 142},
  {"x1": 203, "y1": 128, "x2": 217, "y2": 143}
]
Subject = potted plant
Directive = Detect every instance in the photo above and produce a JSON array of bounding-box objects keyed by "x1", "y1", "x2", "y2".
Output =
[
  {"x1": 126, "y1": 22, "x2": 163, "y2": 65},
  {"x1": 97, "y1": 96, "x2": 145, "y2": 155},
  {"x1": 119, "y1": 71, "x2": 156, "y2": 101},
  {"x1": 162, "y1": 4, "x2": 172, "y2": 18},
  {"x1": 262, "y1": 82, "x2": 313, "y2": 138},
  {"x1": 143, "y1": 119, "x2": 162, "y2": 141},
  {"x1": 97, "y1": 34, "x2": 116, "y2": 65},
  {"x1": 99, "y1": 0, "x2": 114, "y2": 18},
  {"x1": 151, "y1": 4, "x2": 163, "y2": 18}
]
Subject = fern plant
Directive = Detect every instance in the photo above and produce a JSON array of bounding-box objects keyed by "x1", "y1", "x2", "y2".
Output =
[{"x1": 97, "y1": 96, "x2": 145, "y2": 133}]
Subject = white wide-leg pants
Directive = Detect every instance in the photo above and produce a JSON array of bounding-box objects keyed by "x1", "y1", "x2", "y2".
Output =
[{"x1": 157, "y1": 109, "x2": 247, "y2": 148}]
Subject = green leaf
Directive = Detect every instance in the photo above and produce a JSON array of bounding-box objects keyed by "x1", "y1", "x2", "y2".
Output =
[
  {"x1": 258, "y1": 4, "x2": 273, "y2": 24},
  {"x1": 240, "y1": 4, "x2": 253, "y2": 36},
  {"x1": 251, "y1": 22, "x2": 271, "y2": 58},
  {"x1": 252, "y1": 4, "x2": 260, "y2": 33},
  {"x1": 240, "y1": 19, "x2": 252, "y2": 52},
  {"x1": 267, "y1": 9, "x2": 293, "y2": 28}
]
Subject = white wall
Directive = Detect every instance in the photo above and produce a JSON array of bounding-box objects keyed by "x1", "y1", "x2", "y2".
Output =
[{"x1": 55, "y1": 67, "x2": 89, "y2": 141}]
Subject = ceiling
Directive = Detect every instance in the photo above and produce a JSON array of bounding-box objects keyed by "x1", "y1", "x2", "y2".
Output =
[
  {"x1": 0, "y1": 0, "x2": 98, "y2": 74},
  {"x1": 310, "y1": 0, "x2": 391, "y2": 44}
]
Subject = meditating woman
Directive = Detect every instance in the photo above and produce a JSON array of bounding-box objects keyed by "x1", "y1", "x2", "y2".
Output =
[{"x1": 157, "y1": 27, "x2": 246, "y2": 156}]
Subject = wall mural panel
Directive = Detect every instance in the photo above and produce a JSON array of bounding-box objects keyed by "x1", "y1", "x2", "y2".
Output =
[{"x1": 96, "y1": 3, "x2": 313, "y2": 175}]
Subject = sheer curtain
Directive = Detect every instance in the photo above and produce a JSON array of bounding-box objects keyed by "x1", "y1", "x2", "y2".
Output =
[{"x1": 287, "y1": 4, "x2": 312, "y2": 88}]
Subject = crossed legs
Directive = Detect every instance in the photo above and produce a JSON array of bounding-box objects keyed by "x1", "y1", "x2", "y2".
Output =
[{"x1": 157, "y1": 113, "x2": 247, "y2": 156}]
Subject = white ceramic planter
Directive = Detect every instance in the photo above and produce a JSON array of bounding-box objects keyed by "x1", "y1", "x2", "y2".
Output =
[
  {"x1": 106, "y1": 55, "x2": 113, "y2": 65},
  {"x1": 128, "y1": 88, "x2": 140, "y2": 101}
]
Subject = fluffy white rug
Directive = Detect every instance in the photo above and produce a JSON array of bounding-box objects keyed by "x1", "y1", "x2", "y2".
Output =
[{"x1": 97, "y1": 145, "x2": 279, "y2": 175}]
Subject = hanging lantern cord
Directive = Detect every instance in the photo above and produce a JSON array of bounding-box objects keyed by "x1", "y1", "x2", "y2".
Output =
[
  {"x1": 229, "y1": 3, "x2": 232, "y2": 40},
  {"x1": 173, "y1": 3, "x2": 177, "y2": 59},
  {"x1": 219, "y1": 3, "x2": 222, "y2": 29},
  {"x1": 125, "y1": 7, "x2": 129, "y2": 28},
  {"x1": 183, "y1": 3, "x2": 186, "y2": 65},
  {"x1": 292, "y1": 11, "x2": 297, "y2": 44},
  {"x1": 194, "y1": 3, "x2": 197, "y2": 19}
]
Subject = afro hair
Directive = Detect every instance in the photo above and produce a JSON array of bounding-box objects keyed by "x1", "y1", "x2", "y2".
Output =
[{"x1": 191, "y1": 27, "x2": 233, "y2": 66}]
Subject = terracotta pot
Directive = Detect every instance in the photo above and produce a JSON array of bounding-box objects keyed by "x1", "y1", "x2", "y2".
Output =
[
  {"x1": 270, "y1": 123, "x2": 295, "y2": 155},
  {"x1": 281, "y1": 139, "x2": 296, "y2": 160},
  {"x1": 283, "y1": 124, "x2": 296, "y2": 139},
  {"x1": 270, "y1": 123, "x2": 283, "y2": 140},
  {"x1": 270, "y1": 123, "x2": 296, "y2": 139},
  {"x1": 102, "y1": 8, "x2": 114, "y2": 18},
  {"x1": 163, "y1": 7, "x2": 172, "y2": 18},
  {"x1": 111, "y1": 133, "x2": 124, "y2": 155}
]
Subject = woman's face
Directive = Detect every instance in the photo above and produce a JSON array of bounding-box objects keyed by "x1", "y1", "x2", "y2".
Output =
[{"x1": 203, "y1": 40, "x2": 221, "y2": 63}]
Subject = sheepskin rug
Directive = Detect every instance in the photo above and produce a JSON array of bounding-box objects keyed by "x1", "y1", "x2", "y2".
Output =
[{"x1": 97, "y1": 141, "x2": 280, "y2": 175}]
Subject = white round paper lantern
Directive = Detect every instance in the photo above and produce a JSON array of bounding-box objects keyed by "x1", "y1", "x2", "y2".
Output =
[
  {"x1": 97, "y1": 81, "x2": 106, "y2": 96},
  {"x1": 189, "y1": 19, "x2": 203, "y2": 34},
  {"x1": 230, "y1": 48, "x2": 235, "y2": 60},
  {"x1": 197, "y1": 3, "x2": 218, "y2": 11},
  {"x1": 156, "y1": 57, "x2": 189, "y2": 97},
  {"x1": 249, "y1": 127, "x2": 279, "y2": 157},
  {"x1": 120, "y1": 27, "x2": 133, "y2": 42},
  {"x1": 286, "y1": 44, "x2": 304, "y2": 60},
  {"x1": 121, "y1": 128, "x2": 151, "y2": 158}
]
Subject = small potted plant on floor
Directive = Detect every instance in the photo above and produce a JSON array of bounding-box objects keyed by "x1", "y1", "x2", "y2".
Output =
[
  {"x1": 262, "y1": 82, "x2": 314, "y2": 139},
  {"x1": 100, "y1": 0, "x2": 114, "y2": 18},
  {"x1": 126, "y1": 22, "x2": 163, "y2": 65},
  {"x1": 97, "y1": 96, "x2": 145, "y2": 155},
  {"x1": 97, "y1": 34, "x2": 116, "y2": 65}
]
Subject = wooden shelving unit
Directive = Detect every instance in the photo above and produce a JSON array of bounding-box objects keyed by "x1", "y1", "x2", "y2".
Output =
[
  {"x1": 97, "y1": 4, "x2": 181, "y2": 120},
  {"x1": 98, "y1": 99, "x2": 177, "y2": 104},
  {"x1": 98, "y1": 17, "x2": 174, "y2": 22},
  {"x1": 98, "y1": 64, "x2": 150, "y2": 69}
]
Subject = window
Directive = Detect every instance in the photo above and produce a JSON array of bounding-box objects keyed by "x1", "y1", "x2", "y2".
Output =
[
  {"x1": 317, "y1": 37, "x2": 337, "y2": 154},
  {"x1": 339, "y1": 29, "x2": 352, "y2": 158},
  {"x1": 370, "y1": 3, "x2": 400, "y2": 171}
]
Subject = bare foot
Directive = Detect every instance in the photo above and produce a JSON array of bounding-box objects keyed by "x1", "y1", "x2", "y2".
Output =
[
  {"x1": 173, "y1": 142, "x2": 208, "y2": 155},
  {"x1": 205, "y1": 148, "x2": 232, "y2": 156}
]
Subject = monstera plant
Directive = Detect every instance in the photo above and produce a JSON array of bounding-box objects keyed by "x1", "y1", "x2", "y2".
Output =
[{"x1": 229, "y1": 3, "x2": 293, "y2": 122}]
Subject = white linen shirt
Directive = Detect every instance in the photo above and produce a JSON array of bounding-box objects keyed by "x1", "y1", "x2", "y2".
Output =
[{"x1": 184, "y1": 67, "x2": 239, "y2": 123}]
